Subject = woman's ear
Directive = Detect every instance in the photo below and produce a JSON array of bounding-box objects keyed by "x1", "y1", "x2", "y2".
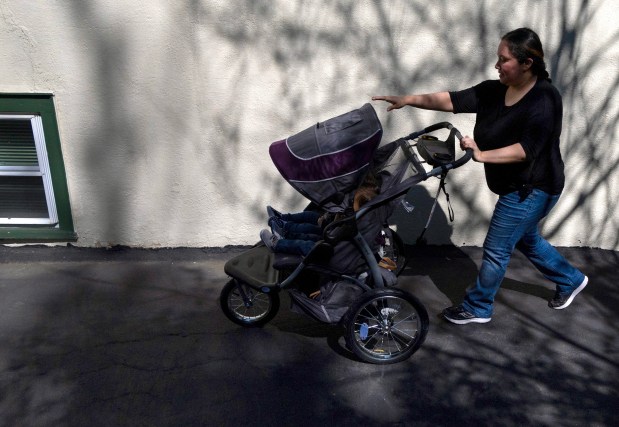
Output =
[{"x1": 522, "y1": 58, "x2": 533, "y2": 70}]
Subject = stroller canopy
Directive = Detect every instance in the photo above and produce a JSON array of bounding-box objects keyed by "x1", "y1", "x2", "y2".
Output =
[{"x1": 269, "y1": 104, "x2": 382, "y2": 209}]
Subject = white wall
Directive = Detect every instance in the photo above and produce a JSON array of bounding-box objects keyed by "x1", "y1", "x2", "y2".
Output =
[{"x1": 1, "y1": 0, "x2": 617, "y2": 249}]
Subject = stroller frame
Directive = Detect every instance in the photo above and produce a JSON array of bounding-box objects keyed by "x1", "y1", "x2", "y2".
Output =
[{"x1": 221, "y1": 121, "x2": 472, "y2": 364}]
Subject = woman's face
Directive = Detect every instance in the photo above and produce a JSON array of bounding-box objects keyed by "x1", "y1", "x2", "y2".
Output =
[{"x1": 495, "y1": 39, "x2": 530, "y2": 86}]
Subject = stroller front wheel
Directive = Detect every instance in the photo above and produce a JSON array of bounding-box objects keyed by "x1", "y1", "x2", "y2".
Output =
[
  {"x1": 220, "y1": 279, "x2": 280, "y2": 327},
  {"x1": 343, "y1": 288, "x2": 429, "y2": 364}
]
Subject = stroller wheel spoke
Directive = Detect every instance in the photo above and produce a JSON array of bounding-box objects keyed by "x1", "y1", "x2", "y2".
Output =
[
  {"x1": 391, "y1": 325, "x2": 418, "y2": 342},
  {"x1": 359, "y1": 306, "x2": 382, "y2": 324}
]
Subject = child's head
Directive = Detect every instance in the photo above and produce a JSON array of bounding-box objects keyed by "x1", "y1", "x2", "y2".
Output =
[{"x1": 353, "y1": 173, "x2": 380, "y2": 211}]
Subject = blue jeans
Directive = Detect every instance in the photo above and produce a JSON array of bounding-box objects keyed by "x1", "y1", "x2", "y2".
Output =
[
  {"x1": 461, "y1": 189, "x2": 585, "y2": 318},
  {"x1": 280, "y1": 211, "x2": 322, "y2": 237},
  {"x1": 271, "y1": 211, "x2": 323, "y2": 256},
  {"x1": 274, "y1": 238, "x2": 316, "y2": 256},
  {"x1": 284, "y1": 222, "x2": 322, "y2": 238},
  {"x1": 280, "y1": 211, "x2": 321, "y2": 224},
  {"x1": 281, "y1": 211, "x2": 322, "y2": 243}
]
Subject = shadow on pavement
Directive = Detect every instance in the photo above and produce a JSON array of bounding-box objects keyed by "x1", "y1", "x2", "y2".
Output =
[{"x1": 0, "y1": 246, "x2": 617, "y2": 426}]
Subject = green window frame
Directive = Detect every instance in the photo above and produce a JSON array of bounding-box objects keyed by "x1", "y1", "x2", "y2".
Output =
[{"x1": 0, "y1": 94, "x2": 76, "y2": 242}]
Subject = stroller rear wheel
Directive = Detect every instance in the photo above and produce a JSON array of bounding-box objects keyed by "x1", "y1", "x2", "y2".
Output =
[
  {"x1": 220, "y1": 279, "x2": 280, "y2": 327},
  {"x1": 343, "y1": 288, "x2": 428, "y2": 364}
]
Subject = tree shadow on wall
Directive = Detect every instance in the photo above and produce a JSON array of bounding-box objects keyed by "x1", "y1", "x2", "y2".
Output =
[{"x1": 205, "y1": 0, "x2": 619, "y2": 249}]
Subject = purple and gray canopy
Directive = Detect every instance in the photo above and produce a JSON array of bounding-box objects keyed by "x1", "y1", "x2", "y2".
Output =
[{"x1": 269, "y1": 103, "x2": 383, "y2": 210}]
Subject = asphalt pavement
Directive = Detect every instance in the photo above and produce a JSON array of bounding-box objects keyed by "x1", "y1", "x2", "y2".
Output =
[{"x1": 0, "y1": 244, "x2": 617, "y2": 427}]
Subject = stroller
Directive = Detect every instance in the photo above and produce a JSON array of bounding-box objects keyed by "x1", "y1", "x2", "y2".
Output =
[{"x1": 220, "y1": 103, "x2": 472, "y2": 364}]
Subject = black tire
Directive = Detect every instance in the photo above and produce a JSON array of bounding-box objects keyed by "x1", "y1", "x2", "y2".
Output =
[
  {"x1": 389, "y1": 229, "x2": 408, "y2": 276},
  {"x1": 343, "y1": 288, "x2": 429, "y2": 364},
  {"x1": 379, "y1": 228, "x2": 408, "y2": 277},
  {"x1": 219, "y1": 279, "x2": 280, "y2": 327}
]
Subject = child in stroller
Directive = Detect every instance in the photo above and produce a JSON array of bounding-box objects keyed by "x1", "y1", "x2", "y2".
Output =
[
  {"x1": 260, "y1": 208, "x2": 330, "y2": 256},
  {"x1": 220, "y1": 103, "x2": 472, "y2": 364},
  {"x1": 260, "y1": 174, "x2": 381, "y2": 256}
]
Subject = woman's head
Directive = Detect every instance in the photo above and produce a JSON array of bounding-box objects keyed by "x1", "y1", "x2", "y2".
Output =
[{"x1": 498, "y1": 27, "x2": 550, "y2": 82}]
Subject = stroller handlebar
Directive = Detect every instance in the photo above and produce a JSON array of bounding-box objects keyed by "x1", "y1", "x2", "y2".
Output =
[
  {"x1": 451, "y1": 147, "x2": 474, "y2": 170},
  {"x1": 405, "y1": 121, "x2": 473, "y2": 175}
]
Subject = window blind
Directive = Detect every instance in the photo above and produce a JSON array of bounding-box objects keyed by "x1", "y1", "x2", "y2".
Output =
[{"x1": 0, "y1": 118, "x2": 39, "y2": 167}]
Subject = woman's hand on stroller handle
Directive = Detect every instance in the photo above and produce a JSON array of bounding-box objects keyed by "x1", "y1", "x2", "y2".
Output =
[
  {"x1": 442, "y1": 123, "x2": 474, "y2": 168},
  {"x1": 459, "y1": 136, "x2": 480, "y2": 162},
  {"x1": 419, "y1": 122, "x2": 473, "y2": 169}
]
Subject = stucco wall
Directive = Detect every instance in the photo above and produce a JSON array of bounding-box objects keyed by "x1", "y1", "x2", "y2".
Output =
[{"x1": 1, "y1": 0, "x2": 617, "y2": 249}]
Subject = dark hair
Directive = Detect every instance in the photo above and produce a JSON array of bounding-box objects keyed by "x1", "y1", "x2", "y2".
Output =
[{"x1": 502, "y1": 27, "x2": 551, "y2": 81}]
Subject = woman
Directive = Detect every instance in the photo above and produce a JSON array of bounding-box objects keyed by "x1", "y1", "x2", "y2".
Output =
[{"x1": 373, "y1": 28, "x2": 587, "y2": 324}]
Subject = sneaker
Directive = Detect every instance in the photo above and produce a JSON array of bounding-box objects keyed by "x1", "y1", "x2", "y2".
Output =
[
  {"x1": 266, "y1": 205, "x2": 282, "y2": 219},
  {"x1": 260, "y1": 229, "x2": 279, "y2": 251},
  {"x1": 548, "y1": 276, "x2": 588, "y2": 309},
  {"x1": 442, "y1": 305, "x2": 491, "y2": 325},
  {"x1": 267, "y1": 217, "x2": 286, "y2": 239}
]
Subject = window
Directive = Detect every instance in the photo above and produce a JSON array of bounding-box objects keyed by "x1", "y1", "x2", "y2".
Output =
[
  {"x1": 0, "y1": 94, "x2": 76, "y2": 242},
  {"x1": 1, "y1": 115, "x2": 58, "y2": 225}
]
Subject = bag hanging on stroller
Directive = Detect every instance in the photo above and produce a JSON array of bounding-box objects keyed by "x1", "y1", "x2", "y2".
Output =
[{"x1": 288, "y1": 278, "x2": 365, "y2": 324}]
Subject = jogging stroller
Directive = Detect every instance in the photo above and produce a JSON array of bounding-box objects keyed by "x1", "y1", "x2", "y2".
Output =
[{"x1": 220, "y1": 103, "x2": 472, "y2": 364}]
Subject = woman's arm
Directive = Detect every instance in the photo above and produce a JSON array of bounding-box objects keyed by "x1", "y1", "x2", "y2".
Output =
[
  {"x1": 460, "y1": 136, "x2": 527, "y2": 163},
  {"x1": 372, "y1": 92, "x2": 454, "y2": 112}
]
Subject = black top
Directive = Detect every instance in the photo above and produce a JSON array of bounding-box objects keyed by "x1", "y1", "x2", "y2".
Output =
[{"x1": 450, "y1": 79, "x2": 565, "y2": 195}]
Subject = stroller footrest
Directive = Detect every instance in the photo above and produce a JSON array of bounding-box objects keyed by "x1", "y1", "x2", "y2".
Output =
[
  {"x1": 273, "y1": 241, "x2": 334, "y2": 270},
  {"x1": 224, "y1": 245, "x2": 280, "y2": 288}
]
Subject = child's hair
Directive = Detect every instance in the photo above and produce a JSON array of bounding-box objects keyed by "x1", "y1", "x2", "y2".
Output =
[{"x1": 353, "y1": 173, "x2": 380, "y2": 211}]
